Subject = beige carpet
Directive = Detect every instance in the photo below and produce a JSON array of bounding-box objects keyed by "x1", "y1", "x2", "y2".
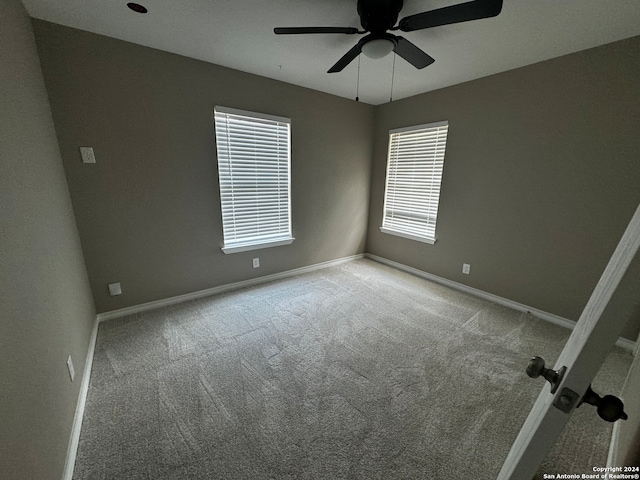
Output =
[{"x1": 73, "y1": 259, "x2": 632, "y2": 479}]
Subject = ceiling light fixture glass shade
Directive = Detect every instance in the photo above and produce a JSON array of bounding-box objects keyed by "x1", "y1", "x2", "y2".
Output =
[{"x1": 361, "y1": 38, "x2": 395, "y2": 59}]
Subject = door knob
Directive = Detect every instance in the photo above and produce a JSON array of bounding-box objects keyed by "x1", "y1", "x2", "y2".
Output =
[
  {"x1": 579, "y1": 385, "x2": 628, "y2": 423},
  {"x1": 526, "y1": 356, "x2": 566, "y2": 393},
  {"x1": 526, "y1": 357, "x2": 628, "y2": 422}
]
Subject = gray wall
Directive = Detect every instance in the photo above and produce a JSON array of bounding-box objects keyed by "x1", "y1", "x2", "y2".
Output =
[
  {"x1": 368, "y1": 36, "x2": 640, "y2": 340},
  {"x1": 0, "y1": 0, "x2": 96, "y2": 478},
  {"x1": 32, "y1": 20, "x2": 375, "y2": 314}
]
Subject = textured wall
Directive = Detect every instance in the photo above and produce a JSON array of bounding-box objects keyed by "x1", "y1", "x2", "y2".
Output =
[
  {"x1": 0, "y1": 0, "x2": 96, "y2": 478},
  {"x1": 368, "y1": 36, "x2": 640, "y2": 340},
  {"x1": 33, "y1": 20, "x2": 374, "y2": 314}
]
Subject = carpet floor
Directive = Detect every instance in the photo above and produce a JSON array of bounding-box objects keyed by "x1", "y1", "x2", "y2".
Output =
[{"x1": 73, "y1": 259, "x2": 632, "y2": 479}]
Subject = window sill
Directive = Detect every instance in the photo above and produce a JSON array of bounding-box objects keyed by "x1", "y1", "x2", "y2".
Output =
[
  {"x1": 222, "y1": 237, "x2": 295, "y2": 254},
  {"x1": 379, "y1": 227, "x2": 436, "y2": 245}
]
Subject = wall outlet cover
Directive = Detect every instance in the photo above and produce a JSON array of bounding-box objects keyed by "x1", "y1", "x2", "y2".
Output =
[
  {"x1": 80, "y1": 146, "x2": 96, "y2": 164},
  {"x1": 108, "y1": 282, "x2": 122, "y2": 296},
  {"x1": 252, "y1": 258, "x2": 260, "y2": 268},
  {"x1": 462, "y1": 263, "x2": 471, "y2": 275}
]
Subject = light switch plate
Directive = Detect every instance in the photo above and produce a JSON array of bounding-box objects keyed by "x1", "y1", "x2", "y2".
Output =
[
  {"x1": 108, "y1": 282, "x2": 122, "y2": 296},
  {"x1": 80, "y1": 147, "x2": 96, "y2": 164}
]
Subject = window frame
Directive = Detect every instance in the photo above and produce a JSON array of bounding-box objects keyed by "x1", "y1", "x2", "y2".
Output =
[
  {"x1": 214, "y1": 106, "x2": 294, "y2": 254},
  {"x1": 380, "y1": 120, "x2": 449, "y2": 245}
]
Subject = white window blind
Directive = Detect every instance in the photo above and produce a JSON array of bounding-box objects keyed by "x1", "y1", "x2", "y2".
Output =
[
  {"x1": 214, "y1": 106, "x2": 293, "y2": 254},
  {"x1": 381, "y1": 121, "x2": 448, "y2": 244}
]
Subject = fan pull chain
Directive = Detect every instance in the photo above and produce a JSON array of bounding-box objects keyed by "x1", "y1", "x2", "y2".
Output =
[
  {"x1": 355, "y1": 55, "x2": 361, "y2": 102},
  {"x1": 389, "y1": 54, "x2": 396, "y2": 103}
]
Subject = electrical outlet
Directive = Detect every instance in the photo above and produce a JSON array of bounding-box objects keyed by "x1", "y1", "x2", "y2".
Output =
[
  {"x1": 67, "y1": 355, "x2": 75, "y2": 382},
  {"x1": 462, "y1": 263, "x2": 471, "y2": 275},
  {"x1": 80, "y1": 146, "x2": 96, "y2": 164},
  {"x1": 252, "y1": 258, "x2": 260, "y2": 268},
  {"x1": 108, "y1": 282, "x2": 122, "y2": 296}
]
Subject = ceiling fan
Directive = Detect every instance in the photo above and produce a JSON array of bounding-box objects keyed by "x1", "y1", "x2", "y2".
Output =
[{"x1": 274, "y1": 0, "x2": 503, "y2": 73}]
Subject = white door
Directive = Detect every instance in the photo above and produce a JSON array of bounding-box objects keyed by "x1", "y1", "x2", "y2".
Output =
[{"x1": 498, "y1": 203, "x2": 640, "y2": 480}]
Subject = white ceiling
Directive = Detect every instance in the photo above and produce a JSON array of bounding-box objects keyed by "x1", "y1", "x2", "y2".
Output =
[{"x1": 23, "y1": 0, "x2": 640, "y2": 105}]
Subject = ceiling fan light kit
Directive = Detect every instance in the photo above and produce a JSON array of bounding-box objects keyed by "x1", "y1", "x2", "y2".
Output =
[
  {"x1": 361, "y1": 37, "x2": 395, "y2": 59},
  {"x1": 274, "y1": 0, "x2": 503, "y2": 73}
]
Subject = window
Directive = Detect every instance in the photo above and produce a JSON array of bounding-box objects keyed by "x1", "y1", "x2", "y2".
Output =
[
  {"x1": 214, "y1": 106, "x2": 294, "y2": 254},
  {"x1": 381, "y1": 121, "x2": 449, "y2": 245}
]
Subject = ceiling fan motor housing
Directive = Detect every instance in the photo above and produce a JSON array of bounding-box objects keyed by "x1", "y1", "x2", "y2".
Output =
[{"x1": 357, "y1": 0, "x2": 404, "y2": 34}]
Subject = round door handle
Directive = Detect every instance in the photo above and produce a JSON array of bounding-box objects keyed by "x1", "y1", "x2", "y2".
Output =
[
  {"x1": 598, "y1": 395, "x2": 628, "y2": 422},
  {"x1": 526, "y1": 356, "x2": 566, "y2": 393},
  {"x1": 526, "y1": 356, "x2": 549, "y2": 378},
  {"x1": 579, "y1": 385, "x2": 628, "y2": 423}
]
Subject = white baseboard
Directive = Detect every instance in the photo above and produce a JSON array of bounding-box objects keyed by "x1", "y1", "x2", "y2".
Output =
[
  {"x1": 366, "y1": 253, "x2": 637, "y2": 353},
  {"x1": 62, "y1": 315, "x2": 99, "y2": 480},
  {"x1": 618, "y1": 337, "x2": 637, "y2": 353},
  {"x1": 606, "y1": 419, "x2": 622, "y2": 468},
  {"x1": 97, "y1": 254, "x2": 365, "y2": 323}
]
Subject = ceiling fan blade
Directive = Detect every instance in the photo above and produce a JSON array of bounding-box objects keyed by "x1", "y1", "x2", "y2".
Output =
[
  {"x1": 393, "y1": 37, "x2": 435, "y2": 69},
  {"x1": 398, "y1": 0, "x2": 503, "y2": 32},
  {"x1": 274, "y1": 27, "x2": 359, "y2": 35},
  {"x1": 328, "y1": 43, "x2": 362, "y2": 73}
]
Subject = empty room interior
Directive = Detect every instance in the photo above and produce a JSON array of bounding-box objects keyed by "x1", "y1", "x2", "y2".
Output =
[{"x1": 3, "y1": 0, "x2": 640, "y2": 478}]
